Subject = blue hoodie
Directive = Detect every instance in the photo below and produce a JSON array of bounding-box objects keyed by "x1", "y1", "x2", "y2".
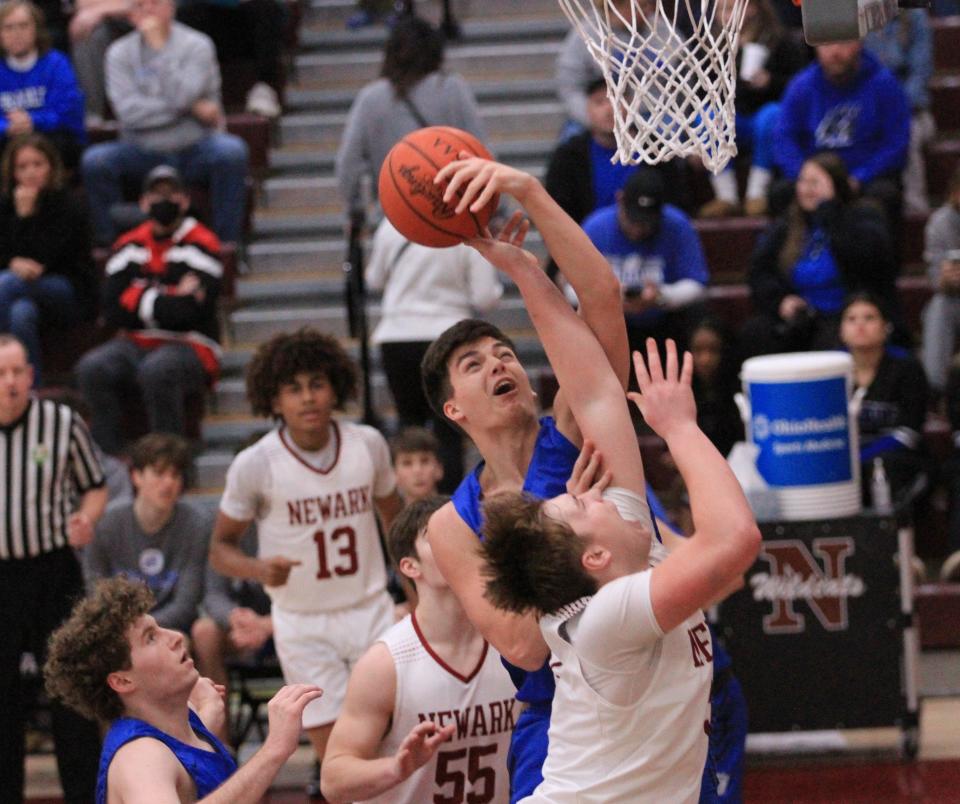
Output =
[
  {"x1": 0, "y1": 50, "x2": 85, "y2": 141},
  {"x1": 774, "y1": 49, "x2": 908, "y2": 183}
]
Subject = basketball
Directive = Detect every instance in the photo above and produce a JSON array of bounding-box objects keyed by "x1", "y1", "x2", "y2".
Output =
[{"x1": 378, "y1": 126, "x2": 499, "y2": 248}]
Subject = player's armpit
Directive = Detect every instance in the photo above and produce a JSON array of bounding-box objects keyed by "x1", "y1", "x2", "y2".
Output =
[
  {"x1": 107, "y1": 738, "x2": 186, "y2": 804},
  {"x1": 427, "y1": 503, "x2": 549, "y2": 671},
  {"x1": 209, "y1": 511, "x2": 259, "y2": 580},
  {"x1": 321, "y1": 643, "x2": 401, "y2": 803}
]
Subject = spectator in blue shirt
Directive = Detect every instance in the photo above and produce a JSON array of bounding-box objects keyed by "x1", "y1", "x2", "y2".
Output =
[
  {"x1": 864, "y1": 9, "x2": 935, "y2": 215},
  {"x1": 0, "y1": 0, "x2": 85, "y2": 168},
  {"x1": 774, "y1": 40, "x2": 910, "y2": 228},
  {"x1": 581, "y1": 168, "x2": 709, "y2": 354}
]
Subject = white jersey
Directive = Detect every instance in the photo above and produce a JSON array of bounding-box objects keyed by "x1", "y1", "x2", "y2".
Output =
[
  {"x1": 365, "y1": 614, "x2": 516, "y2": 804},
  {"x1": 527, "y1": 539, "x2": 713, "y2": 804},
  {"x1": 220, "y1": 421, "x2": 395, "y2": 613}
]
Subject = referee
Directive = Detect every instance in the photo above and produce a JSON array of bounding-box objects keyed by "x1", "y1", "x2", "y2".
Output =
[{"x1": 0, "y1": 335, "x2": 108, "y2": 802}]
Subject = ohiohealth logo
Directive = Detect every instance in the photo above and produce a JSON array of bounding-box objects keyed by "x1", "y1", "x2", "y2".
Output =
[{"x1": 752, "y1": 413, "x2": 847, "y2": 441}]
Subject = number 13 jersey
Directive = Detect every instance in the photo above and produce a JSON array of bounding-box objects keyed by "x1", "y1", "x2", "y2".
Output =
[
  {"x1": 220, "y1": 421, "x2": 395, "y2": 614},
  {"x1": 367, "y1": 613, "x2": 516, "y2": 804}
]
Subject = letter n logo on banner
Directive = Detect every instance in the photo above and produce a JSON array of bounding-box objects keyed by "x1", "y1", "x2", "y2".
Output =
[{"x1": 758, "y1": 538, "x2": 856, "y2": 634}]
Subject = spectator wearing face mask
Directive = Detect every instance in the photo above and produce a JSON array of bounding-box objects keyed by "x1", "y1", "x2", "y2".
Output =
[{"x1": 74, "y1": 165, "x2": 221, "y2": 456}]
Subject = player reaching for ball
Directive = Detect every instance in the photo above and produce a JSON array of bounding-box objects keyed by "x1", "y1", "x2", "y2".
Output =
[
  {"x1": 469, "y1": 214, "x2": 760, "y2": 801},
  {"x1": 418, "y1": 156, "x2": 632, "y2": 801}
]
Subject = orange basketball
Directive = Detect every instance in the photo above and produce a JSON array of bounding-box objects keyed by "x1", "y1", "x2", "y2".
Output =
[{"x1": 378, "y1": 126, "x2": 499, "y2": 248}]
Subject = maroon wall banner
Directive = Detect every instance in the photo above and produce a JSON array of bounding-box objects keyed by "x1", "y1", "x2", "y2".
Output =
[{"x1": 718, "y1": 515, "x2": 904, "y2": 733}]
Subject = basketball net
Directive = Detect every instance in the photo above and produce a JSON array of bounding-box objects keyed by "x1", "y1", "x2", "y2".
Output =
[{"x1": 558, "y1": 0, "x2": 749, "y2": 172}]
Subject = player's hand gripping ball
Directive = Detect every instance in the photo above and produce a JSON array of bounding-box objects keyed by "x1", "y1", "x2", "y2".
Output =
[{"x1": 378, "y1": 126, "x2": 500, "y2": 247}]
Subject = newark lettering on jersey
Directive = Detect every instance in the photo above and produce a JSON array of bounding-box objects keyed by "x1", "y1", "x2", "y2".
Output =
[
  {"x1": 286, "y1": 486, "x2": 371, "y2": 525},
  {"x1": 417, "y1": 699, "x2": 517, "y2": 740},
  {"x1": 749, "y1": 537, "x2": 864, "y2": 634}
]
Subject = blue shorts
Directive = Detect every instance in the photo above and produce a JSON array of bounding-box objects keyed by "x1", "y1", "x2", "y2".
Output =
[
  {"x1": 704, "y1": 670, "x2": 748, "y2": 803},
  {"x1": 506, "y1": 703, "x2": 550, "y2": 803}
]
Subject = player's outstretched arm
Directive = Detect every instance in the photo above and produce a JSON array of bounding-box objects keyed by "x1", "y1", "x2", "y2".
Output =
[
  {"x1": 630, "y1": 340, "x2": 761, "y2": 634},
  {"x1": 436, "y1": 156, "x2": 629, "y2": 390},
  {"x1": 108, "y1": 685, "x2": 323, "y2": 804},
  {"x1": 187, "y1": 676, "x2": 227, "y2": 739},
  {"x1": 322, "y1": 643, "x2": 455, "y2": 802},
  {"x1": 428, "y1": 502, "x2": 549, "y2": 671},
  {"x1": 467, "y1": 215, "x2": 644, "y2": 495}
]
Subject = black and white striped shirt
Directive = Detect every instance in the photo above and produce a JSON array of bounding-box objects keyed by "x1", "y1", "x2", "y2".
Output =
[{"x1": 1, "y1": 399, "x2": 105, "y2": 560}]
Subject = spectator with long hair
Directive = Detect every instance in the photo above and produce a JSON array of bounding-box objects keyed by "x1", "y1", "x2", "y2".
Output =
[
  {"x1": 0, "y1": 133, "x2": 94, "y2": 383},
  {"x1": 334, "y1": 15, "x2": 485, "y2": 224},
  {"x1": 0, "y1": 0, "x2": 85, "y2": 167},
  {"x1": 742, "y1": 152, "x2": 899, "y2": 356},
  {"x1": 688, "y1": 317, "x2": 744, "y2": 458}
]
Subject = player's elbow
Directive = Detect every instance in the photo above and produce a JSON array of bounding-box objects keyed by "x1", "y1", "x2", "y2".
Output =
[
  {"x1": 728, "y1": 520, "x2": 762, "y2": 576},
  {"x1": 319, "y1": 760, "x2": 351, "y2": 804}
]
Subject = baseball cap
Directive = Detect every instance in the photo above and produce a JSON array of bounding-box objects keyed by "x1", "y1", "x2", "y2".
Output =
[
  {"x1": 142, "y1": 165, "x2": 184, "y2": 194},
  {"x1": 621, "y1": 169, "x2": 664, "y2": 224}
]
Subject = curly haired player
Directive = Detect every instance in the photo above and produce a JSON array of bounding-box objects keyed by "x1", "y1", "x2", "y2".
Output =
[
  {"x1": 44, "y1": 577, "x2": 321, "y2": 803},
  {"x1": 209, "y1": 328, "x2": 402, "y2": 783}
]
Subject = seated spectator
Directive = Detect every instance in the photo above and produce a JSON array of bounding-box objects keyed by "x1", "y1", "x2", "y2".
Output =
[
  {"x1": 774, "y1": 40, "x2": 910, "y2": 228},
  {"x1": 864, "y1": 8, "x2": 935, "y2": 215},
  {"x1": 75, "y1": 165, "x2": 221, "y2": 456},
  {"x1": 920, "y1": 165, "x2": 960, "y2": 396},
  {"x1": 391, "y1": 426, "x2": 443, "y2": 503},
  {"x1": 545, "y1": 77, "x2": 637, "y2": 227},
  {"x1": 0, "y1": 1, "x2": 85, "y2": 168},
  {"x1": 335, "y1": 16, "x2": 484, "y2": 225},
  {"x1": 68, "y1": 0, "x2": 131, "y2": 124},
  {"x1": 689, "y1": 317, "x2": 744, "y2": 459},
  {"x1": 742, "y1": 153, "x2": 899, "y2": 357},
  {"x1": 579, "y1": 167, "x2": 708, "y2": 354},
  {"x1": 366, "y1": 216, "x2": 502, "y2": 490},
  {"x1": 177, "y1": 0, "x2": 284, "y2": 118},
  {"x1": 840, "y1": 293, "x2": 929, "y2": 509},
  {"x1": 555, "y1": 0, "x2": 672, "y2": 141},
  {"x1": 699, "y1": 0, "x2": 809, "y2": 217},
  {"x1": 83, "y1": 433, "x2": 209, "y2": 636},
  {"x1": 0, "y1": 133, "x2": 95, "y2": 383},
  {"x1": 192, "y1": 522, "x2": 272, "y2": 685},
  {"x1": 942, "y1": 365, "x2": 960, "y2": 570},
  {"x1": 81, "y1": 0, "x2": 248, "y2": 245}
]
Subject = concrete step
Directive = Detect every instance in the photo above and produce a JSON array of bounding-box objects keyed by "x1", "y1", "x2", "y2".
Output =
[
  {"x1": 229, "y1": 295, "x2": 533, "y2": 342},
  {"x1": 303, "y1": 17, "x2": 570, "y2": 52},
  {"x1": 285, "y1": 77, "x2": 561, "y2": 114},
  {"x1": 277, "y1": 101, "x2": 565, "y2": 149},
  {"x1": 295, "y1": 40, "x2": 562, "y2": 86},
  {"x1": 305, "y1": 0, "x2": 566, "y2": 31},
  {"x1": 235, "y1": 274, "x2": 344, "y2": 303},
  {"x1": 248, "y1": 238, "x2": 343, "y2": 274},
  {"x1": 268, "y1": 137, "x2": 550, "y2": 178},
  {"x1": 261, "y1": 160, "x2": 545, "y2": 210},
  {"x1": 201, "y1": 416, "x2": 272, "y2": 448}
]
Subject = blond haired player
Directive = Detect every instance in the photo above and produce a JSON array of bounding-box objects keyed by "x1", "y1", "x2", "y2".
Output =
[
  {"x1": 321, "y1": 495, "x2": 516, "y2": 803},
  {"x1": 209, "y1": 329, "x2": 402, "y2": 779}
]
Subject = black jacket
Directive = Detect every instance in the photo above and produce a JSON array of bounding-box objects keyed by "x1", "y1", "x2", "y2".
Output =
[
  {"x1": 0, "y1": 188, "x2": 96, "y2": 318},
  {"x1": 748, "y1": 200, "x2": 899, "y2": 320}
]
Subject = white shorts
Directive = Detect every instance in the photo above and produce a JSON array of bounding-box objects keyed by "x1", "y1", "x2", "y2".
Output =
[{"x1": 271, "y1": 591, "x2": 395, "y2": 729}]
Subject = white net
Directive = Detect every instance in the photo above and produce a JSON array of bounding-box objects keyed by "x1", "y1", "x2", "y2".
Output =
[{"x1": 557, "y1": 0, "x2": 750, "y2": 172}]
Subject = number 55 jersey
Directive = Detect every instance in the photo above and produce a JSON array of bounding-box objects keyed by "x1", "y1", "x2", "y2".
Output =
[{"x1": 367, "y1": 612, "x2": 517, "y2": 804}]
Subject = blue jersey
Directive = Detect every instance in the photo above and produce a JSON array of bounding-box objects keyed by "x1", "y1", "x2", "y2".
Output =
[
  {"x1": 452, "y1": 416, "x2": 579, "y2": 706},
  {"x1": 96, "y1": 709, "x2": 236, "y2": 804}
]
